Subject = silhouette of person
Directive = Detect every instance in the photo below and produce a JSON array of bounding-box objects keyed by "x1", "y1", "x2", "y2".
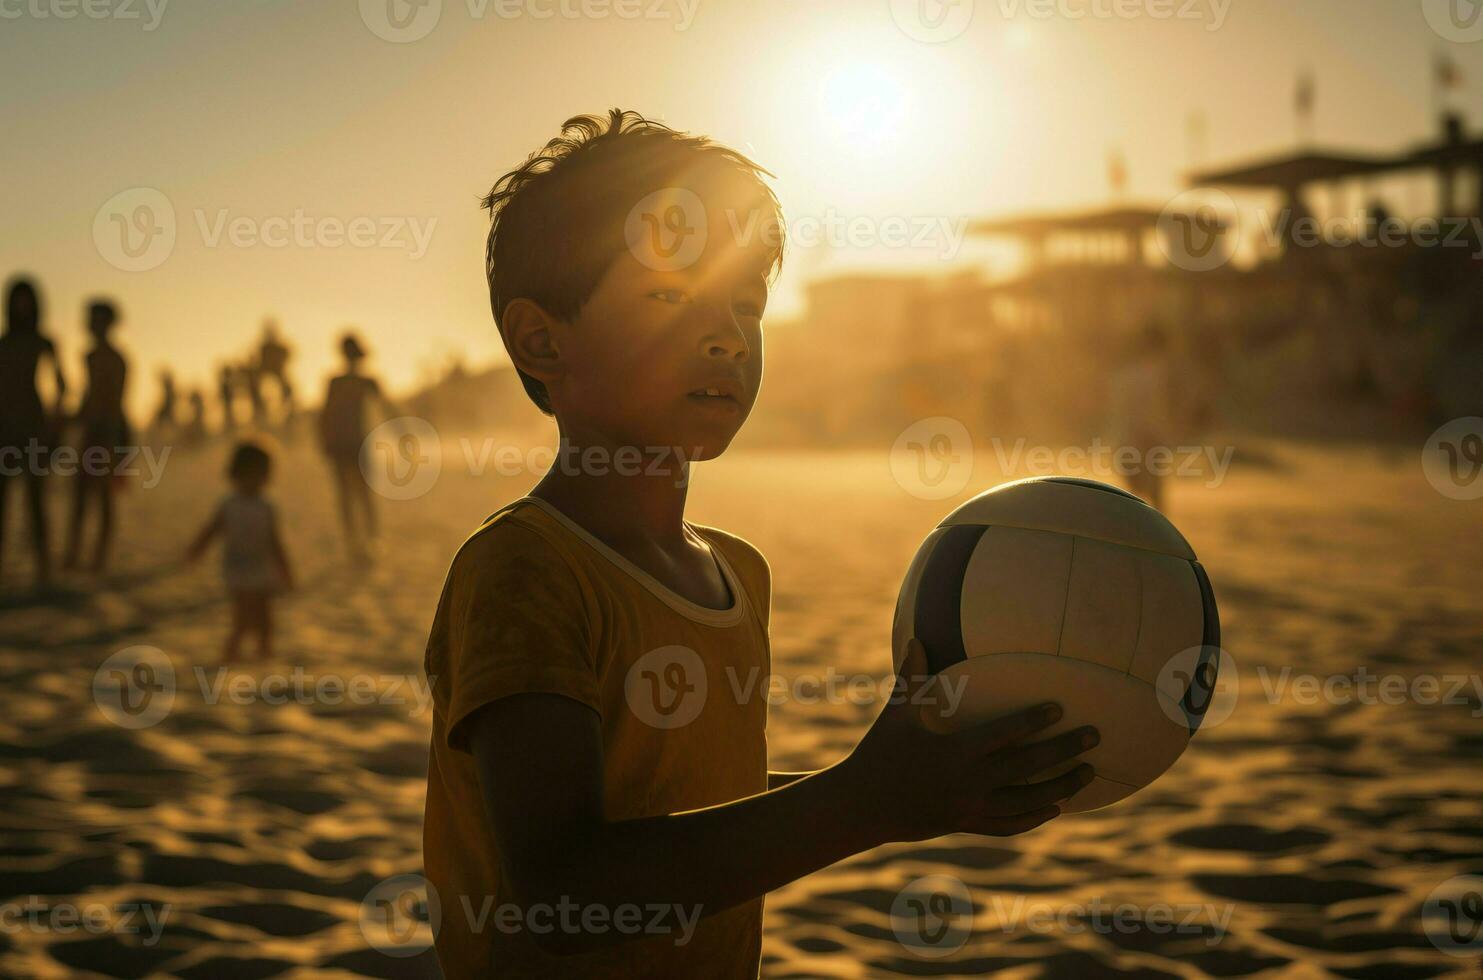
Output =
[
  {"x1": 257, "y1": 320, "x2": 294, "y2": 424},
  {"x1": 241, "y1": 360, "x2": 266, "y2": 426},
  {"x1": 184, "y1": 388, "x2": 208, "y2": 445},
  {"x1": 0, "y1": 276, "x2": 66, "y2": 590},
  {"x1": 318, "y1": 332, "x2": 393, "y2": 557},
  {"x1": 1363, "y1": 198, "x2": 1392, "y2": 240},
  {"x1": 218, "y1": 363, "x2": 237, "y2": 431},
  {"x1": 151, "y1": 368, "x2": 177, "y2": 438},
  {"x1": 65, "y1": 300, "x2": 130, "y2": 574},
  {"x1": 985, "y1": 333, "x2": 1022, "y2": 439},
  {"x1": 1109, "y1": 323, "x2": 1177, "y2": 512}
]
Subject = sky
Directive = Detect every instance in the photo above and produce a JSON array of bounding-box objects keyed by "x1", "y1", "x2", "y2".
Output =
[{"x1": 3, "y1": 0, "x2": 1482, "y2": 416}]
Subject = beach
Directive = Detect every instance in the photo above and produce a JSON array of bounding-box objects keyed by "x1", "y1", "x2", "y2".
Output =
[{"x1": 1, "y1": 431, "x2": 1480, "y2": 978}]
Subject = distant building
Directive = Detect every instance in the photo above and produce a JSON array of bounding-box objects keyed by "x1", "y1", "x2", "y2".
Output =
[{"x1": 756, "y1": 112, "x2": 1483, "y2": 443}]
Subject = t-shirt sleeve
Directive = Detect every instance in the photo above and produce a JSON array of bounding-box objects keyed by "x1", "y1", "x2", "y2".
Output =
[{"x1": 436, "y1": 520, "x2": 600, "y2": 755}]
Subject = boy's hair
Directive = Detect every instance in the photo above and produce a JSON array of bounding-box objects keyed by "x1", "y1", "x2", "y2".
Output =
[
  {"x1": 481, "y1": 108, "x2": 786, "y2": 415},
  {"x1": 227, "y1": 439, "x2": 273, "y2": 480}
]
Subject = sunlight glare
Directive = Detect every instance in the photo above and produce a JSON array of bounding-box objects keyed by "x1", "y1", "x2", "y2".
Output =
[{"x1": 817, "y1": 61, "x2": 910, "y2": 153}]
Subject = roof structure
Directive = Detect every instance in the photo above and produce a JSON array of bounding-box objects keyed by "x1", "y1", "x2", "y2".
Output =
[{"x1": 1186, "y1": 150, "x2": 1396, "y2": 189}]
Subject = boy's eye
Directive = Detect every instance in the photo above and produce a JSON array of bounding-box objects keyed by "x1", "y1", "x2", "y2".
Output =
[{"x1": 734, "y1": 303, "x2": 763, "y2": 320}]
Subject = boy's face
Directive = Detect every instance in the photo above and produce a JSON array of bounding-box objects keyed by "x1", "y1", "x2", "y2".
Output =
[{"x1": 548, "y1": 184, "x2": 774, "y2": 463}]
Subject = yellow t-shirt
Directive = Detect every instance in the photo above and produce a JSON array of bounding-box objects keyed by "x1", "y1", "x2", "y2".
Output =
[{"x1": 422, "y1": 495, "x2": 772, "y2": 979}]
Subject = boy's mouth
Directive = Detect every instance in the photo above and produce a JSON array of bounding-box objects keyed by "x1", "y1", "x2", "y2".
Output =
[
  {"x1": 686, "y1": 378, "x2": 744, "y2": 414},
  {"x1": 687, "y1": 389, "x2": 741, "y2": 411},
  {"x1": 686, "y1": 377, "x2": 744, "y2": 404}
]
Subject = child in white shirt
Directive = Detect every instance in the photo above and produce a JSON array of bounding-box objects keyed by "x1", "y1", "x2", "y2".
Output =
[{"x1": 187, "y1": 439, "x2": 294, "y2": 662}]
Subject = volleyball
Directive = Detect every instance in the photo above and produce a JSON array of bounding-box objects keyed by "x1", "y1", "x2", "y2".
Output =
[{"x1": 892, "y1": 476, "x2": 1221, "y2": 812}]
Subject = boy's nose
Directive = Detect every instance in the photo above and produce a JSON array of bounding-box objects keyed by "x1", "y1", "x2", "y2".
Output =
[
  {"x1": 701, "y1": 318, "x2": 750, "y2": 361},
  {"x1": 705, "y1": 335, "x2": 748, "y2": 360}
]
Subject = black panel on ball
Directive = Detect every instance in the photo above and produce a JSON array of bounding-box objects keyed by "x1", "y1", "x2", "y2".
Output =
[
  {"x1": 1182, "y1": 560, "x2": 1223, "y2": 734},
  {"x1": 1192, "y1": 560, "x2": 1220, "y2": 652},
  {"x1": 913, "y1": 524, "x2": 987, "y2": 675}
]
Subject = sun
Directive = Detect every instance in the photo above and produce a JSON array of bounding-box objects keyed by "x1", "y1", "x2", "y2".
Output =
[{"x1": 817, "y1": 60, "x2": 911, "y2": 153}]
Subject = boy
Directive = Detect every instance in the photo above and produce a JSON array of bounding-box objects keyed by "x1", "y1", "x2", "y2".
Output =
[{"x1": 422, "y1": 109, "x2": 1099, "y2": 978}]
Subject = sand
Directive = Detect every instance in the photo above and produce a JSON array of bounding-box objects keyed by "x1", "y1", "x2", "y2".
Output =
[{"x1": 0, "y1": 429, "x2": 1480, "y2": 978}]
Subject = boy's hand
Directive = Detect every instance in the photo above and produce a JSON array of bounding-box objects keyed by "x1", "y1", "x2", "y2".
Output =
[{"x1": 843, "y1": 637, "x2": 1098, "y2": 844}]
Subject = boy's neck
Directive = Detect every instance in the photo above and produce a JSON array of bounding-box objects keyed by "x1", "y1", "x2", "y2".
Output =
[{"x1": 529, "y1": 436, "x2": 694, "y2": 549}]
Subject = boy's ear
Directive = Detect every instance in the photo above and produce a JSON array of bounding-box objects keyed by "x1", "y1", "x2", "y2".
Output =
[{"x1": 500, "y1": 298, "x2": 563, "y2": 384}]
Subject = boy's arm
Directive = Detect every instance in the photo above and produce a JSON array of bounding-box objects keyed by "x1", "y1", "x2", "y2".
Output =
[
  {"x1": 467, "y1": 640, "x2": 1097, "y2": 957},
  {"x1": 468, "y1": 693, "x2": 878, "y2": 958}
]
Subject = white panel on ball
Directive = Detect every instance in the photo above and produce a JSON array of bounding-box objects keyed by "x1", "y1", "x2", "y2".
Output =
[
  {"x1": 1059, "y1": 537, "x2": 1143, "y2": 672},
  {"x1": 959, "y1": 527, "x2": 1071, "y2": 658},
  {"x1": 1128, "y1": 554, "x2": 1205, "y2": 687}
]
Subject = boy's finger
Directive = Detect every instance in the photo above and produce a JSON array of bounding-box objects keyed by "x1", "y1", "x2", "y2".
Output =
[
  {"x1": 965, "y1": 805, "x2": 1061, "y2": 837},
  {"x1": 946, "y1": 701, "x2": 1064, "y2": 755},
  {"x1": 991, "y1": 726, "x2": 1098, "y2": 781},
  {"x1": 988, "y1": 764, "x2": 1095, "y2": 813}
]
